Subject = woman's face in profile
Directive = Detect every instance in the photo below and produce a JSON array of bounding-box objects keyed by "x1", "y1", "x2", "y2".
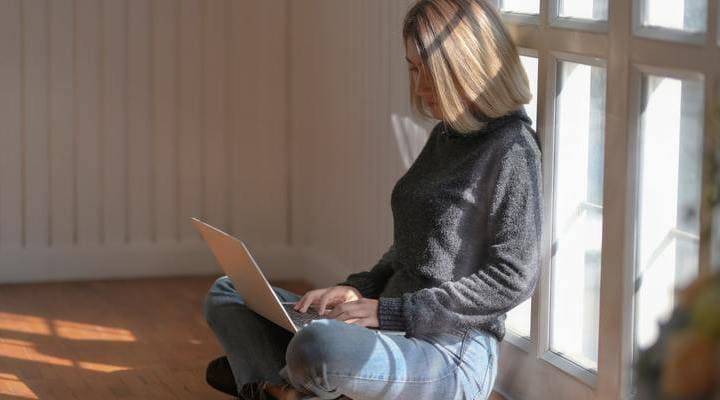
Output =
[{"x1": 405, "y1": 38, "x2": 443, "y2": 120}]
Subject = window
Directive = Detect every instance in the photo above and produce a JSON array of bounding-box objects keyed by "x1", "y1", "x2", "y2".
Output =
[
  {"x1": 500, "y1": 0, "x2": 539, "y2": 15},
  {"x1": 549, "y1": 59, "x2": 606, "y2": 371},
  {"x1": 641, "y1": 0, "x2": 707, "y2": 32},
  {"x1": 520, "y1": 54, "x2": 539, "y2": 131},
  {"x1": 505, "y1": 52, "x2": 538, "y2": 341},
  {"x1": 492, "y1": 0, "x2": 718, "y2": 398},
  {"x1": 557, "y1": 0, "x2": 608, "y2": 21},
  {"x1": 634, "y1": 0, "x2": 708, "y2": 43},
  {"x1": 634, "y1": 73, "x2": 705, "y2": 350}
]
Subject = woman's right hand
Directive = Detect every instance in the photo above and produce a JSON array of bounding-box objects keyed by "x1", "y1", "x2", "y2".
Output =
[{"x1": 293, "y1": 285, "x2": 363, "y2": 316}]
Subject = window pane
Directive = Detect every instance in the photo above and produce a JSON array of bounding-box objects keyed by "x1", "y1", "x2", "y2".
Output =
[
  {"x1": 520, "y1": 55, "x2": 539, "y2": 131},
  {"x1": 505, "y1": 54, "x2": 539, "y2": 340},
  {"x1": 642, "y1": 0, "x2": 708, "y2": 32},
  {"x1": 634, "y1": 74, "x2": 704, "y2": 350},
  {"x1": 559, "y1": 0, "x2": 608, "y2": 20},
  {"x1": 549, "y1": 60, "x2": 606, "y2": 371},
  {"x1": 500, "y1": 0, "x2": 539, "y2": 15}
]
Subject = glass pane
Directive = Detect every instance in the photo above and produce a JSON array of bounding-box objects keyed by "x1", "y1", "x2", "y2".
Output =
[
  {"x1": 559, "y1": 0, "x2": 608, "y2": 20},
  {"x1": 549, "y1": 60, "x2": 606, "y2": 371},
  {"x1": 520, "y1": 55, "x2": 539, "y2": 131},
  {"x1": 506, "y1": 298, "x2": 532, "y2": 338},
  {"x1": 642, "y1": 0, "x2": 708, "y2": 32},
  {"x1": 505, "y1": 54, "x2": 539, "y2": 340},
  {"x1": 634, "y1": 74, "x2": 704, "y2": 350},
  {"x1": 501, "y1": 0, "x2": 539, "y2": 15}
]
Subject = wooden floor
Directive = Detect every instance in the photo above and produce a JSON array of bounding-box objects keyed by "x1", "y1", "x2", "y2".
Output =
[{"x1": 0, "y1": 276, "x2": 504, "y2": 400}]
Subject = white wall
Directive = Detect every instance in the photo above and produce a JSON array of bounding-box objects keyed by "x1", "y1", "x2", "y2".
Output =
[
  {"x1": 0, "y1": 0, "x2": 437, "y2": 285},
  {"x1": 0, "y1": 0, "x2": 291, "y2": 282},
  {"x1": 288, "y1": 0, "x2": 436, "y2": 287}
]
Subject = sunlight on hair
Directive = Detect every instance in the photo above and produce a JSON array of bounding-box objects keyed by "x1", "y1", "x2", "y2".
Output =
[{"x1": 403, "y1": 0, "x2": 532, "y2": 133}]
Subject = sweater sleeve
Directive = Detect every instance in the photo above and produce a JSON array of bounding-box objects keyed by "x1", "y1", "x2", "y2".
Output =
[
  {"x1": 377, "y1": 144, "x2": 543, "y2": 335},
  {"x1": 335, "y1": 244, "x2": 397, "y2": 299}
]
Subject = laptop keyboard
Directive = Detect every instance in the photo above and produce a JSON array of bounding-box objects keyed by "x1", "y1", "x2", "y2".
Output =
[{"x1": 282, "y1": 303, "x2": 330, "y2": 327}]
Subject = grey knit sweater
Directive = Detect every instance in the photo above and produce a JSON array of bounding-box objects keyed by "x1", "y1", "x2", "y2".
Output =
[{"x1": 336, "y1": 110, "x2": 543, "y2": 342}]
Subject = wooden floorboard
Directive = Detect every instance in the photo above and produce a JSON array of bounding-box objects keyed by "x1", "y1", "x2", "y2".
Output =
[{"x1": 0, "y1": 276, "x2": 504, "y2": 400}]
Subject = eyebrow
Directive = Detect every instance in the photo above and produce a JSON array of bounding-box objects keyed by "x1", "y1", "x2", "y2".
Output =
[{"x1": 405, "y1": 56, "x2": 415, "y2": 64}]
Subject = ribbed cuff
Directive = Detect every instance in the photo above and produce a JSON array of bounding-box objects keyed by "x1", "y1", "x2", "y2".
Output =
[
  {"x1": 335, "y1": 278, "x2": 379, "y2": 299},
  {"x1": 378, "y1": 297, "x2": 407, "y2": 331}
]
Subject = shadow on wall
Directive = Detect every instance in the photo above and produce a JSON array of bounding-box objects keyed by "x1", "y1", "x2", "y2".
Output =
[{"x1": 390, "y1": 113, "x2": 437, "y2": 170}]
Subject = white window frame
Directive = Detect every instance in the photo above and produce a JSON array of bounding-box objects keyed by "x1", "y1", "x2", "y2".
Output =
[
  {"x1": 541, "y1": 50, "x2": 607, "y2": 389},
  {"x1": 492, "y1": 0, "x2": 720, "y2": 399},
  {"x1": 626, "y1": 63, "x2": 707, "y2": 396}
]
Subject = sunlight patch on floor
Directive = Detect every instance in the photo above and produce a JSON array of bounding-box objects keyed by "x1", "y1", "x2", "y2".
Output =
[
  {"x1": 53, "y1": 320, "x2": 136, "y2": 342},
  {"x1": 0, "y1": 312, "x2": 51, "y2": 336},
  {"x1": 0, "y1": 373, "x2": 38, "y2": 399},
  {"x1": 76, "y1": 361, "x2": 132, "y2": 373}
]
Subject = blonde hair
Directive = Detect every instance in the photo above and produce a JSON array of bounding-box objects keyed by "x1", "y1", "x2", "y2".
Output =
[{"x1": 403, "y1": 0, "x2": 531, "y2": 134}]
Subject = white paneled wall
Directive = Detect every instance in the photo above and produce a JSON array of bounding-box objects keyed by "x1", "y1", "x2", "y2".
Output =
[
  {"x1": 289, "y1": 0, "x2": 436, "y2": 287},
  {"x1": 0, "y1": 0, "x2": 290, "y2": 282},
  {"x1": 0, "y1": 0, "x2": 435, "y2": 285}
]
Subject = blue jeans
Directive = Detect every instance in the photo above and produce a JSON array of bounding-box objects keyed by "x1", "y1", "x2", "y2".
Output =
[{"x1": 204, "y1": 276, "x2": 499, "y2": 400}]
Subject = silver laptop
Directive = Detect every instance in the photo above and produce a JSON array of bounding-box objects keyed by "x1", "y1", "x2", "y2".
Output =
[{"x1": 191, "y1": 217, "x2": 405, "y2": 335}]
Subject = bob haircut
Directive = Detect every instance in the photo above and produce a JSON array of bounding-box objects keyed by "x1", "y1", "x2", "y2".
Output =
[{"x1": 403, "y1": 0, "x2": 532, "y2": 134}]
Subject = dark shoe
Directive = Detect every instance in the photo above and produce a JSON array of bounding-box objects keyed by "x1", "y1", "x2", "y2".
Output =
[
  {"x1": 205, "y1": 356, "x2": 279, "y2": 400},
  {"x1": 239, "y1": 382, "x2": 277, "y2": 400},
  {"x1": 206, "y1": 356, "x2": 238, "y2": 396}
]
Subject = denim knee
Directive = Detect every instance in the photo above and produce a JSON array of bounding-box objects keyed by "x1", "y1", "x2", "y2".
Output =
[
  {"x1": 285, "y1": 320, "x2": 347, "y2": 385},
  {"x1": 203, "y1": 276, "x2": 246, "y2": 326}
]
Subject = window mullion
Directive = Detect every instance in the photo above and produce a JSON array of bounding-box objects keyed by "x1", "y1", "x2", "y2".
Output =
[
  {"x1": 539, "y1": 0, "x2": 550, "y2": 28},
  {"x1": 534, "y1": 41, "x2": 554, "y2": 363},
  {"x1": 596, "y1": 0, "x2": 635, "y2": 398}
]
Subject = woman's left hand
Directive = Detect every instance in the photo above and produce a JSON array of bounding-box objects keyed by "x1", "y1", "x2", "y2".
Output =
[{"x1": 324, "y1": 298, "x2": 379, "y2": 328}]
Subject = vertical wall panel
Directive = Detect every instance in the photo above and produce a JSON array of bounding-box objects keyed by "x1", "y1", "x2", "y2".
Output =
[
  {"x1": 203, "y1": 0, "x2": 229, "y2": 233},
  {"x1": 289, "y1": 0, "x2": 424, "y2": 285},
  {"x1": 178, "y1": 0, "x2": 203, "y2": 240},
  {"x1": 0, "y1": 0, "x2": 23, "y2": 248},
  {"x1": 152, "y1": 0, "x2": 178, "y2": 242},
  {"x1": 74, "y1": 0, "x2": 101, "y2": 244},
  {"x1": 251, "y1": 1, "x2": 288, "y2": 245},
  {"x1": 23, "y1": 0, "x2": 50, "y2": 248},
  {"x1": 230, "y1": 1, "x2": 289, "y2": 247},
  {"x1": 0, "y1": 0, "x2": 290, "y2": 282},
  {"x1": 127, "y1": 0, "x2": 152, "y2": 243},
  {"x1": 49, "y1": 0, "x2": 75, "y2": 246},
  {"x1": 102, "y1": 0, "x2": 128, "y2": 244},
  {"x1": 229, "y1": 0, "x2": 257, "y2": 238}
]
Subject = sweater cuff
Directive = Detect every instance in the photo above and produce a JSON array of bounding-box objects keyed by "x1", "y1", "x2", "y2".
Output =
[{"x1": 378, "y1": 297, "x2": 407, "y2": 331}]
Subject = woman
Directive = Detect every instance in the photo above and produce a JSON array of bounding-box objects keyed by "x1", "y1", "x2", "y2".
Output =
[{"x1": 203, "y1": 0, "x2": 542, "y2": 399}]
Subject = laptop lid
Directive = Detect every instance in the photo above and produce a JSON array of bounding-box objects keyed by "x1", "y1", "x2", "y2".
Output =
[{"x1": 191, "y1": 217, "x2": 300, "y2": 333}]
